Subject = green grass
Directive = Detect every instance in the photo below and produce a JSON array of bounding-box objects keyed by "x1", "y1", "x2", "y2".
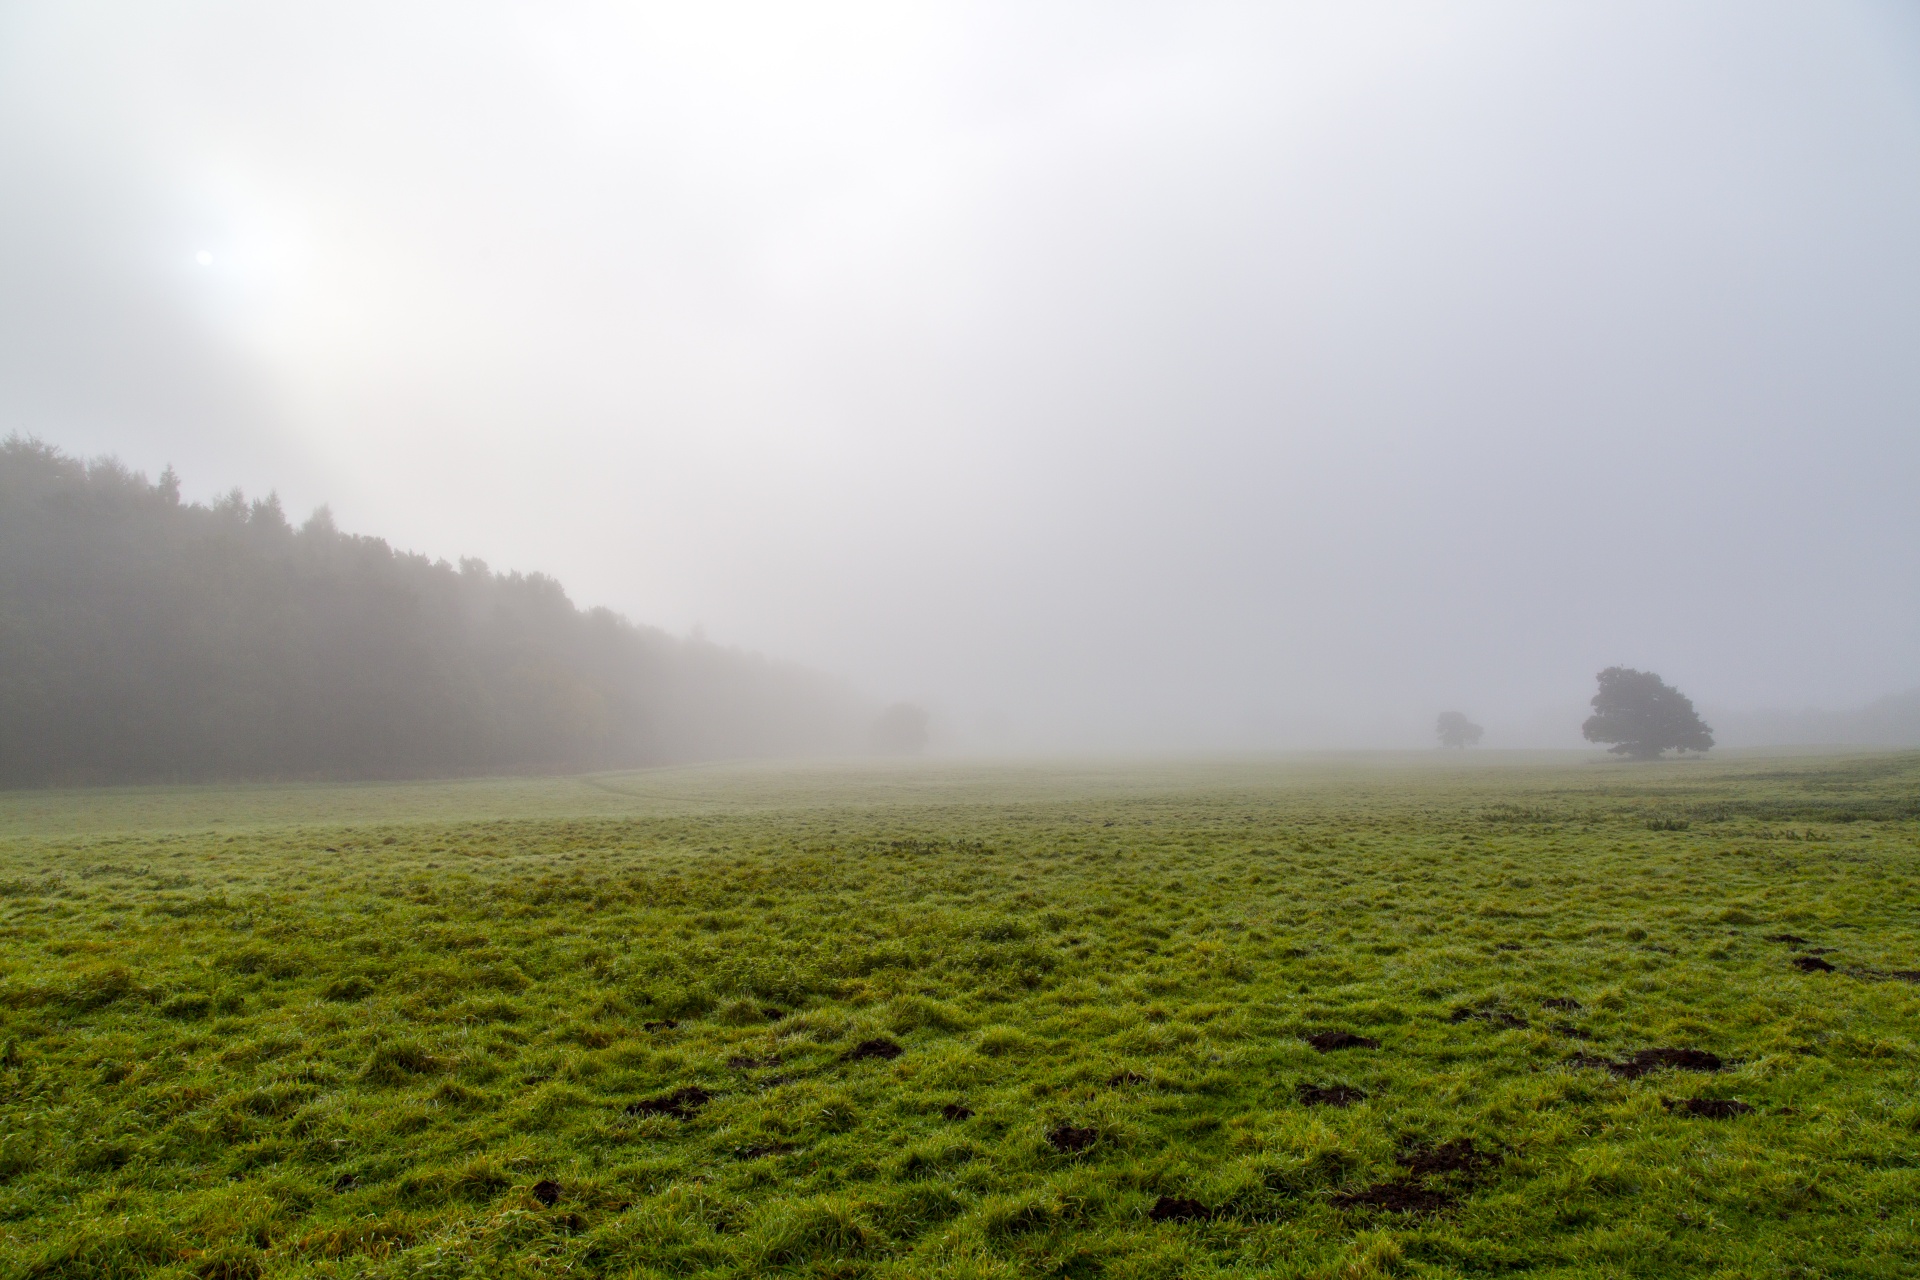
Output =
[{"x1": 2, "y1": 751, "x2": 1918, "y2": 1279}]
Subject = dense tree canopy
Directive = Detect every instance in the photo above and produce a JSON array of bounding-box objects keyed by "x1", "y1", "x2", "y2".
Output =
[
  {"x1": 1581, "y1": 666, "x2": 1714, "y2": 760},
  {"x1": 1435, "y1": 711, "x2": 1483, "y2": 748},
  {"x1": 0, "y1": 439, "x2": 867, "y2": 785}
]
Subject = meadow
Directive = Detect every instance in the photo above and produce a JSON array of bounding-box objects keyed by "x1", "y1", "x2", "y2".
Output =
[{"x1": 1, "y1": 751, "x2": 1916, "y2": 1279}]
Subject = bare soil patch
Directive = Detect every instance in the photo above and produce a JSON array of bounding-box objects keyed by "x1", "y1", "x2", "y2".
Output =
[
  {"x1": 1307, "y1": 1031, "x2": 1380, "y2": 1052},
  {"x1": 532, "y1": 1180, "x2": 560, "y2": 1206},
  {"x1": 844, "y1": 1038, "x2": 903, "y2": 1062},
  {"x1": 1792, "y1": 955, "x2": 1835, "y2": 973},
  {"x1": 1663, "y1": 1098, "x2": 1754, "y2": 1119},
  {"x1": 626, "y1": 1086, "x2": 713, "y2": 1119},
  {"x1": 1401, "y1": 1137, "x2": 1493, "y2": 1179},
  {"x1": 1297, "y1": 1084, "x2": 1366, "y2": 1107},
  {"x1": 1540, "y1": 997, "x2": 1581, "y2": 1011},
  {"x1": 1570, "y1": 1048, "x2": 1723, "y2": 1079},
  {"x1": 1148, "y1": 1195, "x2": 1215, "y2": 1222},
  {"x1": 1332, "y1": 1180, "x2": 1454, "y2": 1213},
  {"x1": 1332, "y1": 1137, "x2": 1497, "y2": 1215},
  {"x1": 1047, "y1": 1123, "x2": 1098, "y2": 1153},
  {"x1": 941, "y1": 1103, "x2": 974, "y2": 1121},
  {"x1": 1848, "y1": 967, "x2": 1920, "y2": 984},
  {"x1": 734, "y1": 1142, "x2": 797, "y2": 1159},
  {"x1": 727, "y1": 1053, "x2": 778, "y2": 1071}
]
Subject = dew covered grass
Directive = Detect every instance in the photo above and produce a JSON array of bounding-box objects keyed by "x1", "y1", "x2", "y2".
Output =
[{"x1": 1, "y1": 751, "x2": 1917, "y2": 1278}]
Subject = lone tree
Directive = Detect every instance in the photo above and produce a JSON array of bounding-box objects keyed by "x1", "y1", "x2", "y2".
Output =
[
  {"x1": 1436, "y1": 711, "x2": 1483, "y2": 748},
  {"x1": 1581, "y1": 667, "x2": 1713, "y2": 759}
]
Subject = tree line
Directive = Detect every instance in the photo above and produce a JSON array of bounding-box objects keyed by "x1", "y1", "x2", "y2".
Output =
[{"x1": 0, "y1": 438, "x2": 869, "y2": 786}]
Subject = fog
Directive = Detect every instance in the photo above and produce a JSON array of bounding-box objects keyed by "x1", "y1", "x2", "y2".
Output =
[{"x1": 4, "y1": 1, "x2": 1918, "y2": 751}]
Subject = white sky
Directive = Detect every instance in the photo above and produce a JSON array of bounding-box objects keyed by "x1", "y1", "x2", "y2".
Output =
[{"x1": 4, "y1": 0, "x2": 1918, "y2": 747}]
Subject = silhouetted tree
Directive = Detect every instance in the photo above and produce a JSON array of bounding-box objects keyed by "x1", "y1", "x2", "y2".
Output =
[
  {"x1": 1581, "y1": 667, "x2": 1713, "y2": 760},
  {"x1": 1435, "y1": 711, "x2": 1483, "y2": 748},
  {"x1": 0, "y1": 437, "x2": 870, "y2": 785},
  {"x1": 870, "y1": 703, "x2": 930, "y2": 756}
]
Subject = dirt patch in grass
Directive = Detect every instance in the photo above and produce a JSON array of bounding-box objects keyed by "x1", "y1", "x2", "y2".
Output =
[
  {"x1": 532, "y1": 1180, "x2": 560, "y2": 1206},
  {"x1": 1047, "y1": 1123, "x2": 1098, "y2": 1153},
  {"x1": 1334, "y1": 1137, "x2": 1496, "y2": 1215},
  {"x1": 1847, "y1": 967, "x2": 1920, "y2": 984},
  {"x1": 1148, "y1": 1195, "x2": 1215, "y2": 1222},
  {"x1": 1663, "y1": 1098, "x2": 1754, "y2": 1119},
  {"x1": 1108, "y1": 1070, "x2": 1150, "y2": 1087},
  {"x1": 1401, "y1": 1137, "x2": 1493, "y2": 1179},
  {"x1": 1540, "y1": 997, "x2": 1582, "y2": 1011},
  {"x1": 941, "y1": 1103, "x2": 974, "y2": 1121},
  {"x1": 626, "y1": 1086, "x2": 713, "y2": 1119},
  {"x1": 1792, "y1": 956, "x2": 1835, "y2": 973},
  {"x1": 1307, "y1": 1031, "x2": 1380, "y2": 1052},
  {"x1": 331, "y1": 1173, "x2": 357, "y2": 1192},
  {"x1": 1569, "y1": 1048, "x2": 1723, "y2": 1079},
  {"x1": 1298, "y1": 1084, "x2": 1366, "y2": 1107},
  {"x1": 1332, "y1": 1179, "x2": 1455, "y2": 1213},
  {"x1": 1450, "y1": 1007, "x2": 1528, "y2": 1029},
  {"x1": 642, "y1": 1020, "x2": 678, "y2": 1032},
  {"x1": 728, "y1": 1053, "x2": 779, "y2": 1070},
  {"x1": 844, "y1": 1038, "x2": 903, "y2": 1062}
]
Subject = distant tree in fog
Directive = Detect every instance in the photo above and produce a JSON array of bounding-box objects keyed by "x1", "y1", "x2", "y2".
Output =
[
  {"x1": 1582, "y1": 667, "x2": 1714, "y2": 760},
  {"x1": 1435, "y1": 711, "x2": 1483, "y2": 748},
  {"x1": 870, "y1": 703, "x2": 930, "y2": 756}
]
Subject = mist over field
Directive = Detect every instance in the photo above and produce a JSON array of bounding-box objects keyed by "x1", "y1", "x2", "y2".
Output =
[
  {"x1": 7, "y1": 12, "x2": 1920, "y2": 1269},
  {"x1": 4, "y1": 1, "x2": 1919, "y2": 756}
]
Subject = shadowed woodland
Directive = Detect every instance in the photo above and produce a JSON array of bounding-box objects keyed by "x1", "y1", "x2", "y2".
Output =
[{"x1": 0, "y1": 440, "x2": 867, "y2": 786}]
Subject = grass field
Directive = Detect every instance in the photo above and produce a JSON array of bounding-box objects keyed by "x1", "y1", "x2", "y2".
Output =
[{"x1": 2, "y1": 751, "x2": 1917, "y2": 1279}]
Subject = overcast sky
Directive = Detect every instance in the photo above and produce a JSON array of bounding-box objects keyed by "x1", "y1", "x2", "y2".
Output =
[{"x1": 4, "y1": 1, "x2": 1917, "y2": 748}]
